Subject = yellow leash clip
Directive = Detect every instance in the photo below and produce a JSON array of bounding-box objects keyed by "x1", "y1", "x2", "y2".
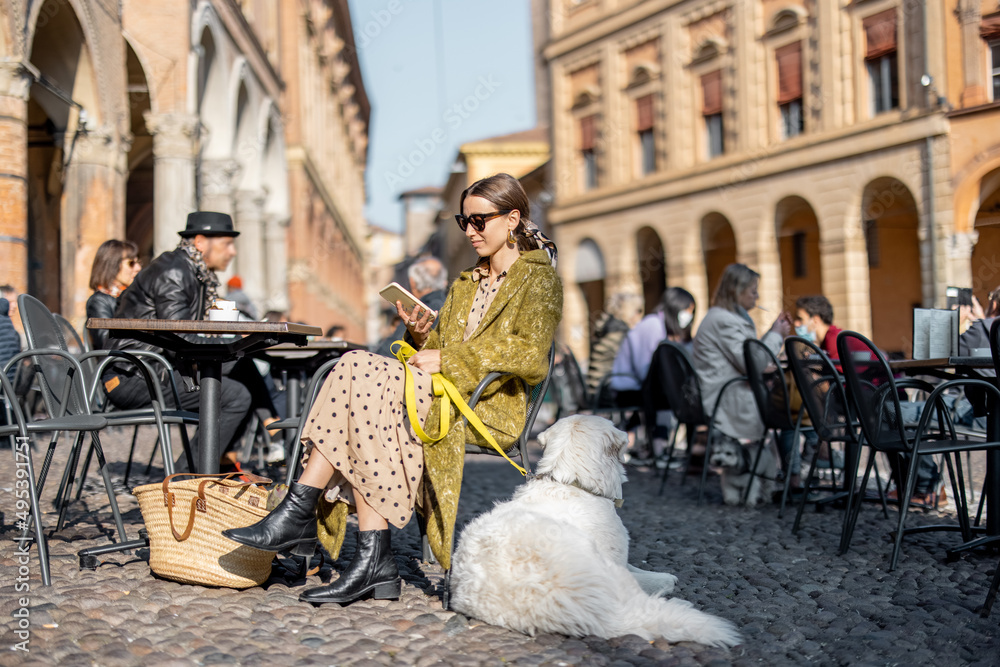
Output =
[{"x1": 391, "y1": 340, "x2": 526, "y2": 476}]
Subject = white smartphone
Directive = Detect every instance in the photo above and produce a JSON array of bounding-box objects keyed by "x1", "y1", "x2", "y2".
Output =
[{"x1": 379, "y1": 282, "x2": 437, "y2": 318}]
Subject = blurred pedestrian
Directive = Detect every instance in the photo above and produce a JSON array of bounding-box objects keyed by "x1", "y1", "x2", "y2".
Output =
[
  {"x1": 226, "y1": 275, "x2": 259, "y2": 320},
  {"x1": 86, "y1": 240, "x2": 142, "y2": 349}
]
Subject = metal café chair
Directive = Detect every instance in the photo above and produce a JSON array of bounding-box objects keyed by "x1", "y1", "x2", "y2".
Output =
[
  {"x1": 650, "y1": 341, "x2": 746, "y2": 503},
  {"x1": 1, "y1": 348, "x2": 128, "y2": 582},
  {"x1": 437, "y1": 342, "x2": 555, "y2": 609},
  {"x1": 17, "y1": 295, "x2": 196, "y2": 527},
  {"x1": 743, "y1": 338, "x2": 803, "y2": 510},
  {"x1": 837, "y1": 330, "x2": 1000, "y2": 570},
  {"x1": 783, "y1": 336, "x2": 888, "y2": 542}
]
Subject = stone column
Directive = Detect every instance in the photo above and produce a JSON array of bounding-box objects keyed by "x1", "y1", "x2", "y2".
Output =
[
  {"x1": 234, "y1": 189, "x2": 267, "y2": 308},
  {"x1": 200, "y1": 159, "x2": 240, "y2": 217},
  {"x1": 62, "y1": 126, "x2": 129, "y2": 320},
  {"x1": 263, "y1": 213, "x2": 290, "y2": 311},
  {"x1": 145, "y1": 112, "x2": 199, "y2": 255},
  {"x1": 958, "y1": 0, "x2": 986, "y2": 107},
  {"x1": 0, "y1": 63, "x2": 31, "y2": 292},
  {"x1": 949, "y1": 230, "x2": 979, "y2": 291}
]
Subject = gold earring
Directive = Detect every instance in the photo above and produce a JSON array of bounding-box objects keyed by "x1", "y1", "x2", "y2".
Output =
[{"x1": 507, "y1": 229, "x2": 516, "y2": 245}]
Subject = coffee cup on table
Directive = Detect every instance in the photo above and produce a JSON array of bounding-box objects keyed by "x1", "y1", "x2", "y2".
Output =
[{"x1": 208, "y1": 299, "x2": 240, "y2": 322}]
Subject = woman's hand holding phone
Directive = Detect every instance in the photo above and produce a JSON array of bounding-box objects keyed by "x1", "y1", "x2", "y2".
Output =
[{"x1": 397, "y1": 301, "x2": 435, "y2": 348}]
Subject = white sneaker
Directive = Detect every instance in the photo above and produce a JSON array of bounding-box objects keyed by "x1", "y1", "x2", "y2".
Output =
[{"x1": 264, "y1": 443, "x2": 286, "y2": 464}]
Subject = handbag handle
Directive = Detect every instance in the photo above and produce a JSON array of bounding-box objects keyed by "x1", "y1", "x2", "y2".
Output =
[{"x1": 162, "y1": 472, "x2": 272, "y2": 542}]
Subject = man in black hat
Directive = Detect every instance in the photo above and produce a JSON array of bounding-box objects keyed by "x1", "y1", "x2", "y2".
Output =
[{"x1": 103, "y1": 212, "x2": 275, "y2": 471}]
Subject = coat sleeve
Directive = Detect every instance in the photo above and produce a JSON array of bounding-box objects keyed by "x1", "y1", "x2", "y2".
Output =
[
  {"x1": 709, "y1": 316, "x2": 757, "y2": 376},
  {"x1": 154, "y1": 268, "x2": 202, "y2": 321},
  {"x1": 439, "y1": 267, "x2": 562, "y2": 395}
]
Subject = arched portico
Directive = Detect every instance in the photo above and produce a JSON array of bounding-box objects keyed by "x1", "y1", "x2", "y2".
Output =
[
  {"x1": 576, "y1": 238, "x2": 607, "y2": 337},
  {"x1": 636, "y1": 226, "x2": 665, "y2": 314},
  {"x1": 701, "y1": 212, "x2": 737, "y2": 300},
  {"x1": 861, "y1": 177, "x2": 922, "y2": 356},
  {"x1": 970, "y1": 165, "x2": 1000, "y2": 303},
  {"x1": 775, "y1": 195, "x2": 822, "y2": 311}
]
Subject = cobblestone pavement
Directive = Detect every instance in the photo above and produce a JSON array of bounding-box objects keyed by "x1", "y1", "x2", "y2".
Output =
[{"x1": 1, "y1": 424, "x2": 998, "y2": 666}]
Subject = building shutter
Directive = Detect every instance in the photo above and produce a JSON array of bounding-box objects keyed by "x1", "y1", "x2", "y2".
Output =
[
  {"x1": 864, "y1": 9, "x2": 897, "y2": 60},
  {"x1": 776, "y1": 41, "x2": 803, "y2": 104},
  {"x1": 981, "y1": 13, "x2": 1000, "y2": 40},
  {"x1": 636, "y1": 95, "x2": 655, "y2": 131},
  {"x1": 580, "y1": 115, "x2": 596, "y2": 150},
  {"x1": 702, "y1": 70, "x2": 722, "y2": 115}
]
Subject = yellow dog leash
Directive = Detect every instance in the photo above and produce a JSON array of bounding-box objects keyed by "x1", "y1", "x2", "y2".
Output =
[{"x1": 391, "y1": 340, "x2": 526, "y2": 476}]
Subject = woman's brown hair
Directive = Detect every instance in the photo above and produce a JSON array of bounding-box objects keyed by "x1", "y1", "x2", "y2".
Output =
[
  {"x1": 89, "y1": 239, "x2": 139, "y2": 290},
  {"x1": 460, "y1": 173, "x2": 536, "y2": 252},
  {"x1": 711, "y1": 263, "x2": 759, "y2": 313}
]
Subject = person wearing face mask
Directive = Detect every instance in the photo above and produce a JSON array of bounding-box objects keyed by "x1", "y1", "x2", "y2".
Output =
[
  {"x1": 692, "y1": 264, "x2": 790, "y2": 457},
  {"x1": 608, "y1": 288, "x2": 696, "y2": 463}
]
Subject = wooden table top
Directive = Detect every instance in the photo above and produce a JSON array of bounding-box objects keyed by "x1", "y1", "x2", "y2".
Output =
[
  {"x1": 888, "y1": 356, "x2": 994, "y2": 370},
  {"x1": 86, "y1": 318, "x2": 323, "y2": 337}
]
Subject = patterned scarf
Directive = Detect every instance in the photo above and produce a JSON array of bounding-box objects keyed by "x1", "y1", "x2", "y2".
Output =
[
  {"x1": 178, "y1": 238, "x2": 221, "y2": 319},
  {"x1": 523, "y1": 222, "x2": 558, "y2": 267}
]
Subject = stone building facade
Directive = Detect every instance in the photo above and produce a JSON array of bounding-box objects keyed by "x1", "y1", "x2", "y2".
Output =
[
  {"x1": 539, "y1": 0, "x2": 1000, "y2": 362},
  {"x1": 0, "y1": 0, "x2": 368, "y2": 337}
]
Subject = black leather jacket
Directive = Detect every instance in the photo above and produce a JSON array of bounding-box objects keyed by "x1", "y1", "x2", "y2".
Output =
[
  {"x1": 85, "y1": 291, "x2": 118, "y2": 350},
  {"x1": 110, "y1": 248, "x2": 208, "y2": 357}
]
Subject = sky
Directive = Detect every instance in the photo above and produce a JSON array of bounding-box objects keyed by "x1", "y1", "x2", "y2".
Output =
[{"x1": 346, "y1": 0, "x2": 537, "y2": 232}]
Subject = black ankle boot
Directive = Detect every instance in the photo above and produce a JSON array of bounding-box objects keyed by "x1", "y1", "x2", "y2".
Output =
[
  {"x1": 222, "y1": 482, "x2": 321, "y2": 555},
  {"x1": 299, "y1": 529, "x2": 400, "y2": 605}
]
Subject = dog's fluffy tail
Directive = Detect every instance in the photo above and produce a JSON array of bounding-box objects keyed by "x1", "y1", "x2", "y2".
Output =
[{"x1": 612, "y1": 595, "x2": 741, "y2": 648}]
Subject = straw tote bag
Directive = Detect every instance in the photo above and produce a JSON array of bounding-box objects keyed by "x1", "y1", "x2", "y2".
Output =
[{"x1": 134, "y1": 472, "x2": 275, "y2": 588}]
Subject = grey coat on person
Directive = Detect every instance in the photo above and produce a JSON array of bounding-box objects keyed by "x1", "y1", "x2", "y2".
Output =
[{"x1": 692, "y1": 306, "x2": 782, "y2": 441}]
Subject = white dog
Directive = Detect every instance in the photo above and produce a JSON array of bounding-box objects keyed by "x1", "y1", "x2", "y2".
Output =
[
  {"x1": 450, "y1": 415, "x2": 740, "y2": 647},
  {"x1": 708, "y1": 437, "x2": 778, "y2": 507}
]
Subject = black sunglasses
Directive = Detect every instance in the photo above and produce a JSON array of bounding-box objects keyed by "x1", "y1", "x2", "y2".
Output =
[{"x1": 454, "y1": 209, "x2": 513, "y2": 233}]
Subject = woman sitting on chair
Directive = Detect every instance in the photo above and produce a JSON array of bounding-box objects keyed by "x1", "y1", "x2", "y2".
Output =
[
  {"x1": 225, "y1": 173, "x2": 562, "y2": 605},
  {"x1": 85, "y1": 240, "x2": 142, "y2": 349}
]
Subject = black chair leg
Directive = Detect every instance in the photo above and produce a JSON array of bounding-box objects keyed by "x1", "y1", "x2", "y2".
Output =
[
  {"x1": 888, "y1": 453, "x2": 923, "y2": 571},
  {"x1": 741, "y1": 435, "x2": 768, "y2": 507},
  {"x1": 90, "y1": 433, "x2": 129, "y2": 545},
  {"x1": 123, "y1": 426, "x2": 141, "y2": 487},
  {"x1": 794, "y1": 446, "x2": 823, "y2": 535},
  {"x1": 982, "y1": 557, "x2": 1000, "y2": 618},
  {"x1": 14, "y1": 435, "x2": 51, "y2": 586},
  {"x1": 74, "y1": 437, "x2": 97, "y2": 501},
  {"x1": 839, "y1": 456, "x2": 876, "y2": 554},
  {"x1": 697, "y1": 425, "x2": 716, "y2": 505},
  {"x1": 657, "y1": 424, "x2": 680, "y2": 495}
]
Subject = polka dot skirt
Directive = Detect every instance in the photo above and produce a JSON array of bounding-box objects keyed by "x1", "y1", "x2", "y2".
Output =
[{"x1": 301, "y1": 350, "x2": 433, "y2": 528}]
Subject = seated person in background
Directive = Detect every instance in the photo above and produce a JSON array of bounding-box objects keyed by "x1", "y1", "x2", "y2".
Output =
[
  {"x1": 586, "y1": 293, "x2": 642, "y2": 402},
  {"x1": 958, "y1": 288, "x2": 999, "y2": 355},
  {"x1": 324, "y1": 324, "x2": 345, "y2": 341},
  {"x1": 693, "y1": 264, "x2": 789, "y2": 452},
  {"x1": 373, "y1": 256, "x2": 448, "y2": 358},
  {"x1": 0, "y1": 297, "x2": 20, "y2": 383},
  {"x1": 0, "y1": 285, "x2": 25, "y2": 349},
  {"x1": 609, "y1": 287, "x2": 696, "y2": 463},
  {"x1": 105, "y1": 212, "x2": 276, "y2": 472},
  {"x1": 85, "y1": 240, "x2": 142, "y2": 349},
  {"x1": 225, "y1": 275, "x2": 259, "y2": 320}
]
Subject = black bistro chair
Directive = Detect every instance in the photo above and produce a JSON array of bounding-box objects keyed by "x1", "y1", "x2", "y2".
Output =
[
  {"x1": 743, "y1": 338, "x2": 802, "y2": 510},
  {"x1": 837, "y1": 330, "x2": 1000, "y2": 570},
  {"x1": 650, "y1": 341, "x2": 746, "y2": 503},
  {"x1": 0, "y1": 357, "x2": 109, "y2": 586},
  {"x1": 784, "y1": 336, "x2": 888, "y2": 542}
]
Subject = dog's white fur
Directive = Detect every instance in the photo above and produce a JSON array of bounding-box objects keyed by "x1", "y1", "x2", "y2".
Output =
[
  {"x1": 450, "y1": 415, "x2": 740, "y2": 647},
  {"x1": 709, "y1": 438, "x2": 778, "y2": 507}
]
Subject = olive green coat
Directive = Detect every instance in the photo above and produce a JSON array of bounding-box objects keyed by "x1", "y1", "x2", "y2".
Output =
[{"x1": 316, "y1": 249, "x2": 563, "y2": 568}]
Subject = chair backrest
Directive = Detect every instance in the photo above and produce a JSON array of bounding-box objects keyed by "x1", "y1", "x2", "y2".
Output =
[
  {"x1": 989, "y1": 317, "x2": 1000, "y2": 377},
  {"x1": 646, "y1": 341, "x2": 707, "y2": 426},
  {"x1": 55, "y1": 313, "x2": 90, "y2": 355},
  {"x1": 17, "y1": 294, "x2": 87, "y2": 418},
  {"x1": 743, "y1": 338, "x2": 794, "y2": 431},
  {"x1": 465, "y1": 342, "x2": 556, "y2": 468},
  {"x1": 836, "y1": 330, "x2": 907, "y2": 448},
  {"x1": 784, "y1": 336, "x2": 856, "y2": 443}
]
